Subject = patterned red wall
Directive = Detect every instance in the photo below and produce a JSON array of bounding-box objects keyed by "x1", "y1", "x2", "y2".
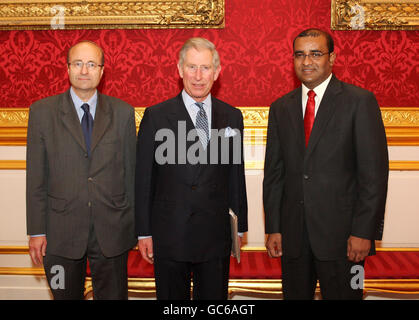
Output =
[{"x1": 0, "y1": 0, "x2": 418, "y2": 108}]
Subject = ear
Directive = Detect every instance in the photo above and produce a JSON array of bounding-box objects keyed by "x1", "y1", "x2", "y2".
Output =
[
  {"x1": 177, "y1": 63, "x2": 184, "y2": 79},
  {"x1": 99, "y1": 66, "x2": 104, "y2": 79},
  {"x1": 329, "y1": 52, "x2": 336, "y2": 67},
  {"x1": 213, "y1": 65, "x2": 221, "y2": 81}
]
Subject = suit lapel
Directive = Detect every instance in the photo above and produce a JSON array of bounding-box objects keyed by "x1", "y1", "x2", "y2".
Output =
[
  {"x1": 305, "y1": 75, "x2": 342, "y2": 158},
  {"x1": 166, "y1": 94, "x2": 196, "y2": 135},
  {"x1": 166, "y1": 94, "x2": 200, "y2": 184},
  {"x1": 60, "y1": 90, "x2": 87, "y2": 153},
  {"x1": 90, "y1": 92, "x2": 112, "y2": 154},
  {"x1": 286, "y1": 87, "x2": 305, "y2": 156},
  {"x1": 211, "y1": 98, "x2": 228, "y2": 132}
]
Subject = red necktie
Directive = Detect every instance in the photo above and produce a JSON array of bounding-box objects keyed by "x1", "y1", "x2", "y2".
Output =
[{"x1": 304, "y1": 90, "x2": 316, "y2": 147}]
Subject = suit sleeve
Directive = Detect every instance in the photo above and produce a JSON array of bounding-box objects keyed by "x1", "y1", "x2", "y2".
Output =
[
  {"x1": 351, "y1": 92, "x2": 389, "y2": 240},
  {"x1": 228, "y1": 110, "x2": 248, "y2": 233},
  {"x1": 135, "y1": 107, "x2": 156, "y2": 236},
  {"x1": 26, "y1": 105, "x2": 48, "y2": 235},
  {"x1": 263, "y1": 104, "x2": 285, "y2": 234},
  {"x1": 124, "y1": 107, "x2": 137, "y2": 212}
]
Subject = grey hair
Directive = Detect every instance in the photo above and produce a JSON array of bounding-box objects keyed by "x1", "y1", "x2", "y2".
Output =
[{"x1": 178, "y1": 37, "x2": 220, "y2": 70}]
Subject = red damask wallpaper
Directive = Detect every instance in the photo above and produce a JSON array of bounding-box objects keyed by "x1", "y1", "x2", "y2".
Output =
[{"x1": 0, "y1": 0, "x2": 418, "y2": 108}]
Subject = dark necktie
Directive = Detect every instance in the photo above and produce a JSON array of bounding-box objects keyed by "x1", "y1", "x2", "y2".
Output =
[
  {"x1": 304, "y1": 90, "x2": 316, "y2": 147},
  {"x1": 81, "y1": 103, "x2": 94, "y2": 157},
  {"x1": 195, "y1": 102, "x2": 209, "y2": 147}
]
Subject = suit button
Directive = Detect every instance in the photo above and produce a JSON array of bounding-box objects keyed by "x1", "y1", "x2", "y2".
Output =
[
  {"x1": 84, "y1": 153, "x2": 88, "y2": 158},
  {"x1": 300, "y1": 200, "x2": 304, "y2": 205},
  {"x1": 88, "y1": 177, "x2": 93, "y2": 182},
  {"x1": 191, "y1": 185, "x2": 197, "y2": 190},
  {"x1": 88, "y1": 201, "x2": 92, "y2": 207},
  {"x1": 303, "y1": 174, "x2": 309, "y2": 180}
]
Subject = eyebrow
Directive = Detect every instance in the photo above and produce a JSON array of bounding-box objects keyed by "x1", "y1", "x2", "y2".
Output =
[
  {"x1": 70, "y1": 59, "x2": 98, "y2": 63},
  {"x1": 294, "y1": 49, "x2": 323, "y2": 53}
]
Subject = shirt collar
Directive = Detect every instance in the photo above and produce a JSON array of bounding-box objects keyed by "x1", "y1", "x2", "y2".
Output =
[
  {"x1": 181, "y1": 89, "x2": 212, "y2": 109},
  {"x1": 302, "y1": 73, "x2": 333, "y2": 101},
  {"x1": 70, "y1": 87, "x2": 98, "y2": 118}
]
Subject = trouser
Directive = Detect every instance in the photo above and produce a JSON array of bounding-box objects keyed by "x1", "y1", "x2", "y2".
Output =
[
  {"x1": 281, "y1": 223, "x2": 364, "y2": 300},
  {"x1": 43, "y1": 224, "x2": 128, "y2": 300},
  {"x1": 154, "y1": 255, "x2": 230, "y2": 300}
]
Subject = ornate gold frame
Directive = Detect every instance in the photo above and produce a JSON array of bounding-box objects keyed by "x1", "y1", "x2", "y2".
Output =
[
  {"x1": 1, "y1": 107, "x2": 419, "y2": 146},
  {"x1": 1, "y1": 106, "x2": 419, "y2": 172},
  {"x1": 0, "y1": 0, "x2": 225, "y2": 30},
  {"x1": 1, "y1": 159, "x2": 419, "y2": 171},
  {"x1": 331, "y1": 0, "x2": 419, "y2": 30}
]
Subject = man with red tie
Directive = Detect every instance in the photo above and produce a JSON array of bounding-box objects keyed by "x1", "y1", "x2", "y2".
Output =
[{"x1": 263, "y1": 29, "x2": 389, "y2": 299}]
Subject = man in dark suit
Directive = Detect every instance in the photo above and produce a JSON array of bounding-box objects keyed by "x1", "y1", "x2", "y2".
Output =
[
  {"x1": 263, "y1": 29, "x2": 389, "y2": 299},
  {"x1": 26, "y1": 40, "x2": 137, "y2": 299},
  {"x1": 135, "y1": 37, "x2": 248, "y2": 300}
]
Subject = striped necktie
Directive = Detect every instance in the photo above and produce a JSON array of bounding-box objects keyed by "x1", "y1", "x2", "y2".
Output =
[{"x1": 195, "y1": 102, "x2": 209, "y2": 148}]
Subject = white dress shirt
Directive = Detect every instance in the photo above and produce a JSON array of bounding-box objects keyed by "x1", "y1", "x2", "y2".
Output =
[
  {"x1": 181, "y1": 89, "x2": 212, "y2": 139},
  {"x1": 301, "y1": 73, "x2": 333, "y2": 117}
]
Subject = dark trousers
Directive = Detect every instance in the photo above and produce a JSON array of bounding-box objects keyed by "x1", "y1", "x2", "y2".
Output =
[
  {"x1": 154, "y1": 256, "x2": 230, "y2": 300},
  {"x1": 281, "y1": 223, "x2": 364, "y2": 300},
  {"x1": 43, "y1": 225, "x2": 128, "y2": 300}
]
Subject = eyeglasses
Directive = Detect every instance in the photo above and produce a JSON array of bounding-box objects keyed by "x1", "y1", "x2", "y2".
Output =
[
  {"x1": 68, "y1": 61, "x2": 104, "y2": 70},
  {"x1": 293, "y1": 52, "x2": 330, "y2": 60},
  {"x1": 185, "y1": 64, "x2": 212, "y2": 73}
]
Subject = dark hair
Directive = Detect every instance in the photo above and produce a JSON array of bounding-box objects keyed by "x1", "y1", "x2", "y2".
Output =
[
  {"x1": 293, "y1": 29, "x2": 334, "y2": 53},
  {"x1": 67, "y1": 40, "x2": 105, "y2": 65}
]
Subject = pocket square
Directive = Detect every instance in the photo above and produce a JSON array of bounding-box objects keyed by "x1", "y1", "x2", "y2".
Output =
[{"x1": 224, "y1": 126, "x2": 238, "y2": 138}]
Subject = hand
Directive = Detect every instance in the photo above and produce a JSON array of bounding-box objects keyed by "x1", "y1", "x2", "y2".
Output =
[
  {"x1": 347, "y1": 235, "x2": 371, "y2": 262},
  {"x1": 29, "y1": 236, "x2": 47, "y2": 266},
  {"x1": 138, "y1": 238, "x2": 154, "y2": 264},
  {"x1": 266, "y1": 233, "x2": 282, "y2": 258}
]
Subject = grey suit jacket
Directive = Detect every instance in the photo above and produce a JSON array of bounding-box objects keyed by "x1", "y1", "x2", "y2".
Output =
[{"x1": 26, "y1": 90, "x2": 137, "y2": 259}]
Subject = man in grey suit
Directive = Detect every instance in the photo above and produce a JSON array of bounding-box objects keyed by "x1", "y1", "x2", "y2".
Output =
[{"x1": 26, "y1": 41, "x2": 137, "y2": 299}]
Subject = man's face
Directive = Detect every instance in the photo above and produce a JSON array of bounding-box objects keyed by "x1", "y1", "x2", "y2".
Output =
[
  {"x1": 293, "y1": 35, "x2": 336, "y2": 89},
  {"x1": 67, "y1": 42, "x2": 104, "y2": 99},
  {"x1": 178, "y1": 47, "x2": 221, "y2": 102}
]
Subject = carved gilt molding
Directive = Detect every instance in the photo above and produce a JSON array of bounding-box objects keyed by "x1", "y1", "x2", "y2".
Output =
[
  {"x1": 331, "y1": 0, "x2": 419, "y2": 30},
  {"x1": 0, "y1": 0, "x2": 225, "y2": 30},
  {"x1": 2, "y1": 159, "x2": 419, "y2": 171},
  {"x1": 0, "y1": 107, "x2": 419, "y2": 146}
]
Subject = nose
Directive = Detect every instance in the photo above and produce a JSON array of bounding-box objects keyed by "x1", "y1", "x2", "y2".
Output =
[
  {"x1": 302, "y1": 55, "x2": 312, "y2": 65},
  {"x1": 195, "y1": 67, "x2": 203, "y2": 80},
  {"x1": 80, "y1": 63, "x2": 89, "y2": 74}
]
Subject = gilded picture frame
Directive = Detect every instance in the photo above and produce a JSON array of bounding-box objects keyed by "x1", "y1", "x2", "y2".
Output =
[
  {"x1": 331, "y1": 0, "x2": 419, "y2": 30},
  {"x1": 1, "y1": 107, "x2": 419, "y2": 146},
  {"x1": 0, "y1": 0, "x2": 225, "y2": 30}
]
